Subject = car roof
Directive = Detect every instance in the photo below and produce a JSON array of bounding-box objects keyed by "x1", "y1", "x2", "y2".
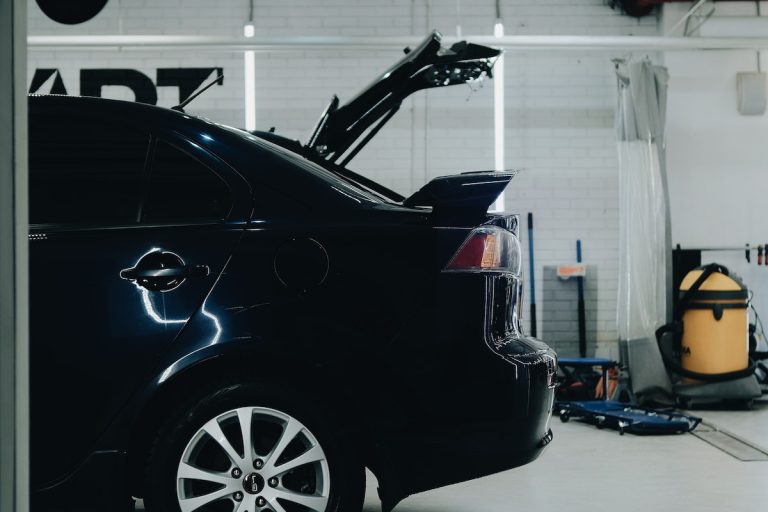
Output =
[
  {"x1": 27, "y1": 94, "x2": 384, "y2": 214},
  {"x1": 29, "y1": 93, "x2": 190, "y2": 123}
]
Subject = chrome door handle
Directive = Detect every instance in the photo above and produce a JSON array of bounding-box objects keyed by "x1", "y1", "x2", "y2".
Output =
[
  {"x1": 119, "y1": 265, "x2": 209, "y2": 280},
  {"x1": 120, "y1": 250, "x2": 209, "y2": 292}
]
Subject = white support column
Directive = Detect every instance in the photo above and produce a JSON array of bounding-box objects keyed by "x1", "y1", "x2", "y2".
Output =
[
  {"x1": 491, "y1": 20, "x2": 506, "y2": 212},
  {"x1": 244, "y1": 50, "x2": 256, "y2": 131},
  {"x1": 243, "y1": 7, "x2": 256, "y2": 132},
  {"x1": 0, "y1": 1, "x2": 29, "y2": 512}
]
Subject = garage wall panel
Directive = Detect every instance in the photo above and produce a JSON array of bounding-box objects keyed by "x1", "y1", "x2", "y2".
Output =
[
  {"x1": 27, "y1": 52, "x2": 244, "y2": 128},
  {"x1": 662, "y1": 1, "x2": 768, "y2": 248},
  {"x1": 501, "y1": 51, "x2": 623, "y2": 347}
]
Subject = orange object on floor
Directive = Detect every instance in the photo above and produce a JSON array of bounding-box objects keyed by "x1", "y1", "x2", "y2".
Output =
[{"x1": 595, "y1": 367, "x2": 619, "y2": 400}]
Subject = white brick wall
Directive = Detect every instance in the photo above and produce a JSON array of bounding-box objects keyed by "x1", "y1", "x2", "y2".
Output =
[
  {"x1": 28, "y1": 0, "x2": 662, "y2": 355},
  {"x1": 501, "y1": 51, "x2": 625, "y2": 349}
]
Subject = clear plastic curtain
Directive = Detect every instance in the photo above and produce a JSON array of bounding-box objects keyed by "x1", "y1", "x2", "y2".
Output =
[{"x1": 615, "y1": 59, "x2": 673, "y2": 397}]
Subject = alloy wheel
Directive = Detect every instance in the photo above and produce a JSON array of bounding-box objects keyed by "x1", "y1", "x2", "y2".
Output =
[{"x1": 176, "y1": 406, "x2": 331, "y2": 512}]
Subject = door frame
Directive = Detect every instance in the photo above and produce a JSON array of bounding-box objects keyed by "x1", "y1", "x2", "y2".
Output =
[{"x1": 0, "y1": 1, "x2": 29, "y2": 512}]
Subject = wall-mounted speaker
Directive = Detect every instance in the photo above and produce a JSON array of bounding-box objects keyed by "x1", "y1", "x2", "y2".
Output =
[{"x1": 737, "y1": 72, "x2": 767, "y2": 116}]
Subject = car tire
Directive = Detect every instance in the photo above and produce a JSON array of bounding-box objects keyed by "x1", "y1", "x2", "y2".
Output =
[{"x1": 143, "y1": 382, "x2": 365, "y2": 512}]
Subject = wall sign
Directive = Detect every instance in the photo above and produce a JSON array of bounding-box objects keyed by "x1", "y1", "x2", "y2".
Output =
[
  {"x1": 36, "y1": 0, "x2": 109, "y2": 25},
  {"x1": 29, "y1": 67, "x2": 224, "y2": 106}
]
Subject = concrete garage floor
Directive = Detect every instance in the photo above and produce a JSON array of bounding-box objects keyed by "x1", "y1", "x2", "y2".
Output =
[
  {"x1": 132, "y1": 400, "x2": 768, "y2": 512},
  {"x1": 362, "y1": 400, "x2": 768, "y2": 512}
]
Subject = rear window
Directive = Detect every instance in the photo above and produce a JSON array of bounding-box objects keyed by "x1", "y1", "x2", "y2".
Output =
[
  {"x1": 29, "y1": 113, "x2": 149, "y2": 226},
  {"x1": 141, "y1": 140, "x2": 232, "y2": 223},
  {"x1": 220, "y1": 126, "x2": 389, "y2": 204}
]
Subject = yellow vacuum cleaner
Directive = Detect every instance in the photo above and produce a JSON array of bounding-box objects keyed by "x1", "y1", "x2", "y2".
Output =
[
  {"x1": 680, "y1": 266, "x2": 749, "y2": 379},
  {"x1": 656, "y1": 263, "x2": 760, "y2": 407}
]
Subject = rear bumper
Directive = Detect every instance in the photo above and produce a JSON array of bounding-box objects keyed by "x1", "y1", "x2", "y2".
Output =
[
  {"x1": 373, "y1": 272, "x2": 556, "y2": 510},
  {"x1": 392, "y1": 336, "x2": 556, "y2": 496}
]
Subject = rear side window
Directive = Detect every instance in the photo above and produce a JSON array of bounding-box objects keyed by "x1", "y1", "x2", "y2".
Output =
[
  {"x1": 141, "y1": 140, "x2": 232, "y2": 224},
  {"x1": 29, "y1": 114, "x2": 149, "y2": 226}
]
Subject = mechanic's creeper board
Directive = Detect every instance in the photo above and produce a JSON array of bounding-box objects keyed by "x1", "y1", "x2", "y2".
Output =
[{"x1": 556, "y1": 400, "x2": 701, "y2": 435}]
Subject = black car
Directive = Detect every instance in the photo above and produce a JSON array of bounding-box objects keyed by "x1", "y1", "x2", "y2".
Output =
[{"x1": 29, "y1": 32, "x2": 556, "y2": 512}]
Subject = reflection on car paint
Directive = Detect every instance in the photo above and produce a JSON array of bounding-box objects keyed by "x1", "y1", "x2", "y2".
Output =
[
  {"x1": 131, "y1": 247, "x2": 222, "y2": 346},
  {"x1": 331, "y1": 186, "x2": 363, "y2": 203},
  {"x1": 198, "y1": 298, "x2": 223, "y2": 346}
]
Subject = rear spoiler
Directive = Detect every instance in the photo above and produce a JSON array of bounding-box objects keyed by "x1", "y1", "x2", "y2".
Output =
[{"x1": 403, "y1": 171, "x2": 514, "y2": 223}]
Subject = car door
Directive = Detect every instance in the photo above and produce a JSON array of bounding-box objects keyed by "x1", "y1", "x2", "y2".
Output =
[{"x1": 29, "y1": 106, "x2": 250, "y2": 486}]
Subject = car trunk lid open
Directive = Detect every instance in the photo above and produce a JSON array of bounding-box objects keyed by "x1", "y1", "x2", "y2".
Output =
[{"x1": 306, "y1": 30, "x2": 501, "y2": 166}]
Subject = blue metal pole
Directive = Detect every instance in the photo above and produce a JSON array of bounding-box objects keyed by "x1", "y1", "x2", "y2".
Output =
[
  {"x1": 527, "y1": 213, "x2": 536, "y2": 337},
  {"x1": 576, "y1": 240, "x2": 586, "y2": 357}
]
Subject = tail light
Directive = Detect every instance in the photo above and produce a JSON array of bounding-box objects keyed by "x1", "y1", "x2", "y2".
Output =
[{"x1": 445, "y1": 225, "x2": 521, "y2": 275}]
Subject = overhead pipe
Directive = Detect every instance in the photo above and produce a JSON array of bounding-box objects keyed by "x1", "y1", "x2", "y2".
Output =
[{"x1": 27, "y1": 34, "x2": 768, "y2": 52}]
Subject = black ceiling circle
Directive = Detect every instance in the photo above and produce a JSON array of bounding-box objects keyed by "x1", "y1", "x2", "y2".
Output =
[{"x1": 36, "y1": 0, "x2": 109, "y2": 25}]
